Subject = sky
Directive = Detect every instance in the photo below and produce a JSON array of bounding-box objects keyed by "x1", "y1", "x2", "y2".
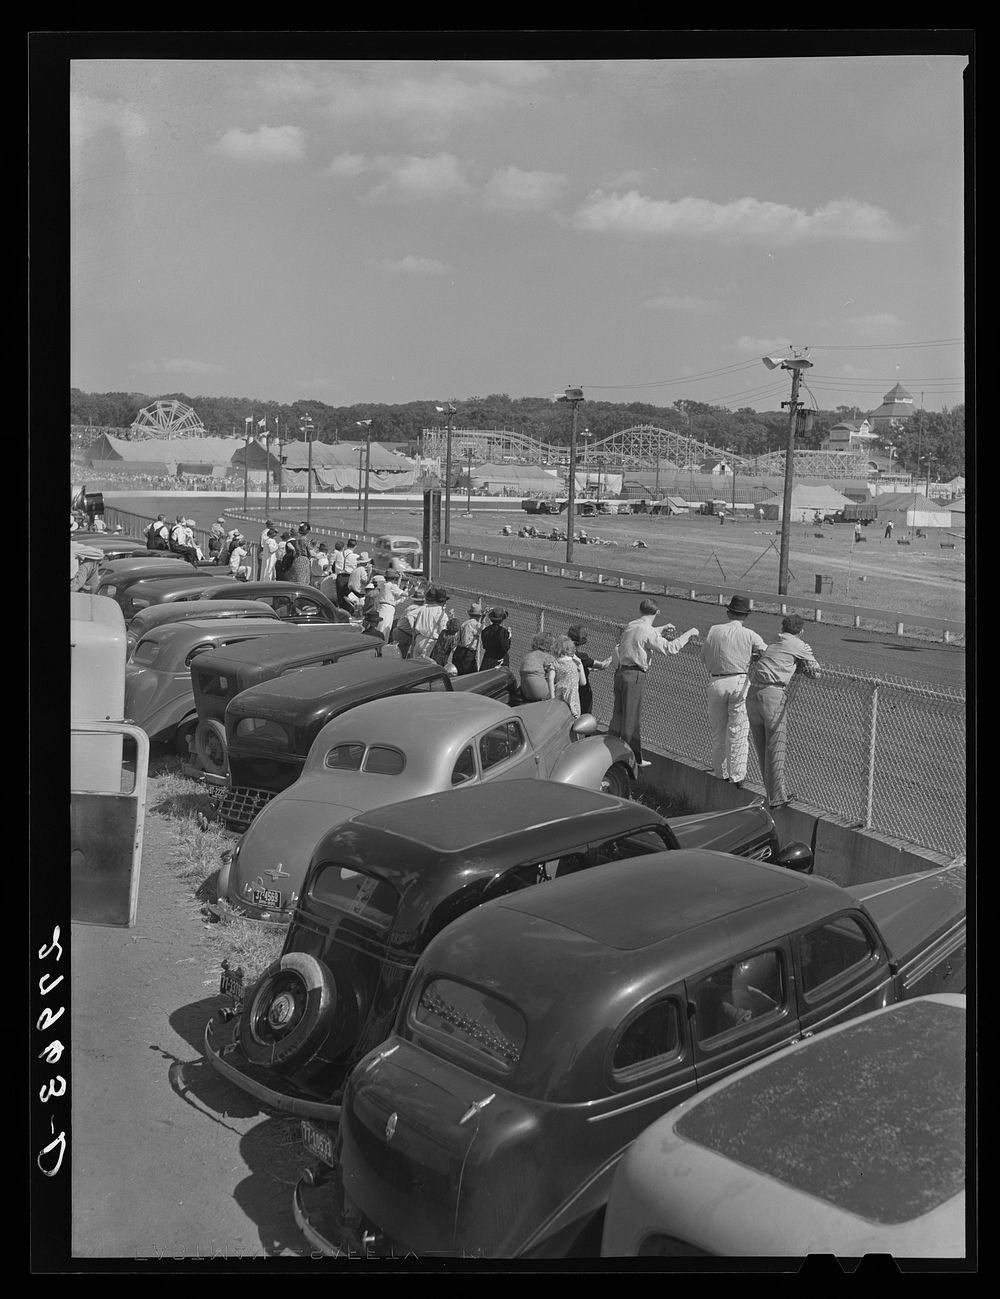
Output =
[{"x1": 68, "y1": 47, "x2": 970, "y2": 417}]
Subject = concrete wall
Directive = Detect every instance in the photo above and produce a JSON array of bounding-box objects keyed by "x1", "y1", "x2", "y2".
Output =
[{"x1": 642, "y1": 750, "x2": 955, "y2": 888}]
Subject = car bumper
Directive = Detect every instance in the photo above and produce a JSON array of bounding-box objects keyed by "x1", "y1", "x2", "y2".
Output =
[
  {"x1": 203, "y1": 1013, "x2": 344, "y2": 1122},
  {"x1": 293, "y1": 1175, "x2": 408, "y2": 1260}
]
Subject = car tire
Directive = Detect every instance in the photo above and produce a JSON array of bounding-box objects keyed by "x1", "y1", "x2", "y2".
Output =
[
  {"x1": 600, "y1": 763, "x2": 634, "y2": 799},
  {"x1": 194, "y1": 718, "x2": 229, "y2": 775},
  {"x1": 238, "y1": 953, "x2": 336, "y2": 1069}
]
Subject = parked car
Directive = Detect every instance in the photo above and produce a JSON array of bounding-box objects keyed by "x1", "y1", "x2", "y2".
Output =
[
  {"x1": 219, "y1": 694, "x2": 637, "y2": 923},
  {"x1": 601, "y1": 994, "x2": 966, "y2": 1259},
  {"x1": 522, "y1": 499, "x2": 563, "y2": 515},
  {"x1": 71, "y1": 534, "x2": 160, "y2": 562},
  {"x1": 289, "y1": 852, "x2": 966, "y2": 1259},
  {"x1": 372, "y1": 535, "x2": 423, "y2": 574},
  {"x1": 218, "y1": 656, "x2": 520, "y2": 832},
  {"x1": 179, "y1": 581, "x2": 351, "y2": 626},
  {"x1": 94, "y1": 554, "x2": 190, "y2": 592},
  {"x1": 95, "y1": 560, "x2": 219, "y2": 616},
  {"x1": 126, "y1": 599, "x2": 282, "y2": 658},
  {"x1": 112, "y1": 570, "x2": 239, "y2": 622},
  {"x1": 206, "y1": 780, "x2": 810, "y2": 1111},
  {"x1": 187, "y1": 626, "x2": 377, "y2": 777},
  {"x1": 124, "y1": 618, "x2": 300, "y2": 750}
]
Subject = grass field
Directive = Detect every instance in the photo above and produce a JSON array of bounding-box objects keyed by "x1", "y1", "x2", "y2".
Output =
[{"x1": 109, "y1": 492, "x2": 967, "y2": 625}]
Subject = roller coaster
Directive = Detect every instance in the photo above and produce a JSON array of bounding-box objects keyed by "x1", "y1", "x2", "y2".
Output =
[{"x1": 421, "y1": 423, "x2": 870, "y2": 480}]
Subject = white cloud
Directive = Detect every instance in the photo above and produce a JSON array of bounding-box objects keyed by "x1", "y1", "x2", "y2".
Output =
[
  {"x1": 378, "y1": 255, "x2": 453, "y2": 275},
  {"x1": 642, "y1": 288, "x2": 719, "y2": 313},
  {"x1": 133, "y1": 358, "x2": 227, "y2": 376},
  {"x1": 480, "y1": 166, "x2": 567, "y2": 212},
  {"x1": 573, "y1": 189, "x2": 905, "y2": 244},
  {"x1": 208, "y1": 125, "x2": 305, "y2": 163},
  {"x1": 735, "y1": 335, "x2": 793, "y2": 356},
  {"x1": 70, "y1": 93, "x2": 148, "y2": 148},
  {"x1": 368, "y1": 153, "x2": 473, "y2": 203},
  {"x1": 851, "y1": 312, "x2": 905, "y2": 339},
  {"x1": 325, "y1": 151, "x2": 373, "y2": 177}
]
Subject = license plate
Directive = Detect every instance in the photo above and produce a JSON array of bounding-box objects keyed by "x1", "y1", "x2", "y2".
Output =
[
  {"x1": 220, "y1": 970, "x2": 245, "y2": 1005},
  {"x1": 252, "y1": 887, "x2": 281, "y2": 908},
  {"x1": 302, "y1": 1120, "x2": 336, "y2": 1168}
]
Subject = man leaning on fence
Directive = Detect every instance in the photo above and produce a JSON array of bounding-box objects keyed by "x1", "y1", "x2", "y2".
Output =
[
  {"x1": 610, "y1": 599, "x2": 699, "y2": 768},
  {"x1": 746, "y1": 615, "x2": 821, "y2": 809},
  {"x1": 701, "y1": 594, "x2": 766, "y2": 787}
]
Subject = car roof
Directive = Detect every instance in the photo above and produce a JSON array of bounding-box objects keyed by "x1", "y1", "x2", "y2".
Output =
[
  {"x1": 132, "y1": 599, "x2": 277, "y2": 624},
  {"x1": 667, "y1": 996, "x2": 966, "y2": 1226},
  {"x1": 312, "y1": 691, "x2": 512, "y2": 746},
  {"x1": 128, "y1": 571, "x2": 229, "y2": 594},
  {"x1": 199, "y1": 581, "x2": 330, "y2": 600},
  {"x1": 140, "y1": 618, "x2": 299, "y2": 645},
  {"x1": 228, "y1": 655, "x2": 443, "y2": 714},
  {"x1": 349, "y1": 780, "x2": 651, "y2": 853},
  {"x1": 193, "y1": 625, "x2": 363, "y2": 671}
]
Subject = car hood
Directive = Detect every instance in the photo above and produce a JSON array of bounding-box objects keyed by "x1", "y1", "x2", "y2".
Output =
[
  {"x1": 850, "y1": 864, "x2": 966, "y2": 968},
  {"x1": 228, "y1": 793, "x2": 366, "y2": 912}
]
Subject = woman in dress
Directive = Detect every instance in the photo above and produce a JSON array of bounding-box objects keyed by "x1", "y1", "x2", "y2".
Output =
[
  {"x1": 566, "y1": 624, "x2": 612, "y2": 717},
  {"x1": 519, "y1": 631, "x2": 557, "y2": 702},
  {"x1": 407, "y1": 586, "x2": 452, "y2": 660},
  {"x1": 290, "y1": 524, "x2": 313, "y2": 585},
  {"x1": 551, "y1": 635, "x2": 587, "y2": 718},
  {"x1": 259, "y1": 528, "x2": 280, "y2": 582},
  {"x1": 480, "y1": 607, "x2": 512, "y2": 670}
]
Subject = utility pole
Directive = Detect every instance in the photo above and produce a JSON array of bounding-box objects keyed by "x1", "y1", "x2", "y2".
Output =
[
  {"x1": 556, "y1": 387, "x2": 585, "y2": 563},
  {"x1": 301, "y1": 411, "x2": 315, "y2": 527},
  {"x1": 356, "y1": 419, "x2": 374, "y2": 533},
  {"x1": 762, "y1": 352, "x2": 813, "y2": 596}
]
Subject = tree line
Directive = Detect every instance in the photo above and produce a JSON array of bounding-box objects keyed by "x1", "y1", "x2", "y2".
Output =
[{"x1": 69, "y1": 389, "x2": 965, "y2": 478}]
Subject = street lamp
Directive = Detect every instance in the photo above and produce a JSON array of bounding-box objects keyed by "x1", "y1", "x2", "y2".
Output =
[
  {"x1": 761, "y1": 353, "x2": 813, "y2": 595},
  {"x1": 555, "y1": 386, "x2": 585, "y2": 563},
  {"x1": 300, "y1": 411, "x2": 315, "y2": 527},
  {"x1": 356, "y1": 420, "x2": 373, "y2": 533},
  {"x1": 464, "y1": 445, "x2": 473, "y2": 514},
  {"x1": 435, "y1": 403, "x2": 458, "y2": 544}
]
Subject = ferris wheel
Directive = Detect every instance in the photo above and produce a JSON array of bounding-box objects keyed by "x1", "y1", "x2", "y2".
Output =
[{"x1": 130, "y1": 399, "x2": 205, "y2": 440}]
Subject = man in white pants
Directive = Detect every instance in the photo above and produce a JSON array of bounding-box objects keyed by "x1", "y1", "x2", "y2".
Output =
[{"x1": 700, "y1": 594, "x2": 767, "y2": 787}]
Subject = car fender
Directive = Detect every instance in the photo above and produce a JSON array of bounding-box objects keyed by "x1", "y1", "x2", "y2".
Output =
[
  {"x1": 548, "y1": 735, "x2": 635, "y2": 790},
  {"x1": 131, "y1": 693, "x2": 197, "y2": 743}
]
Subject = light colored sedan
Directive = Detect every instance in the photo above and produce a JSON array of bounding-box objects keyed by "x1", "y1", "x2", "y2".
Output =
[{"x1": 222, "y1": 692, "x2": 636, "y2": 921}]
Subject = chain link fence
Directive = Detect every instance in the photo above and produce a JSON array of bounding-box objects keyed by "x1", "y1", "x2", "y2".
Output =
[{"x1": 103, "y1": 506, "x2": 966, "y2": 858}]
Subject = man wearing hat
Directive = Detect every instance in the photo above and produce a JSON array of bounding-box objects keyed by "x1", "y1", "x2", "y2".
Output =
[
  {"x1": 453, "y1": 602, "x2": 486, "y2": 675},
  {"x1": 347, "y1": 551, "x2": 372, "y2": 605},
  {"x1": 700, "y1": 594, "x2": 768, "y2": 787},
  {"x1": 746, "y1": 615, "x2": 821, "y2": 808},
  {"x1": 610, "y1": 600, "x2": 700, "y2": 767}
]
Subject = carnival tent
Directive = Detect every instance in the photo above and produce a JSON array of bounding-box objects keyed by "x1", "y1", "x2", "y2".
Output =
[{"x1": 871, "y1": 492, "x2": 952, "y2": 530}]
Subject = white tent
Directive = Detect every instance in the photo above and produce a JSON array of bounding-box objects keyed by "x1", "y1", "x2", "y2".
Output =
[
  {"x1": 872, "y1": 492, "x2": 952, "y2": 529},
  {"x1": 783, "y1": 484, "x2": 856, "y2": 522}
]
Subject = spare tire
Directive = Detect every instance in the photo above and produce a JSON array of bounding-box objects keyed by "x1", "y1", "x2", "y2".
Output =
[
  {"x1": 194, "y1": 718, "x2": 229, "y2": 775},
  {"x1": 238, "y1": 952, "x2": 336, "y2": 1069}
]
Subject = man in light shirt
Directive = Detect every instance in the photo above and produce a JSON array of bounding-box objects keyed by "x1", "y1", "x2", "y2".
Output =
[
  {"x1": 746, "y1": 614, "x2": 821, "y2": 808},
  {"x1": 700, "y1": 594, "x2": 767, "y2": 787},
  {"x1": 610, "y1": 599, "x2": 700, "y2": 767}
]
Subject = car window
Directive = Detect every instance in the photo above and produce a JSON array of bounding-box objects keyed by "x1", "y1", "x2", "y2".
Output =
[
  {"x1": 362, "y1": 746, "x2": 405, "y2": 775},
  {"x1": 131, "y1": 640, "x2": 160, "y2": 667},
  {"x1": 414, "y1": 978, "x2": 525, "y2": 1071},
  {"x1": 691, "y1": 951, "x2": 785, "y2": 1044},
  {"x1": 428, "y1": 678, "x2": 450, "y2": 692},
  {"x1": 184, "y1": 642, "x2": 216, "y2": 667},
  {"x1": 451, "y1": 745, "x2": 477, "y2": 785},
  {"x1": 592, "y1": 828, "x2": 670, "y2": 865},
  {"x1": 553, "y1": 852, "x2": 589, "y2": 878},
  {"x1": 310, "y1": 863, "x2": 398, "y2": 930},
  {"x1": 234, "y1": 717, "x2": 289, "y2": 749},
  {"x1": 798, "y1": 915, "x2": 878, "y2": 1002},
  {"x1": 478, "y1": 720, "x2": 526, "y2": 772},
  {"x1": 294, "y1": 596, "x2": 323, "y2": 618},
  {"x1": 484, "y1": 862, "x2": 551, "y2": 900},
  {"x1": 325, "y1": 743, "x2": 366, "y2": 771},
  {"x1": 270, "y1": 596, "x2": 295, "y2": 618},
  {"x1": 612, "y1": 999, "x2": 682, "y2": 1074}
]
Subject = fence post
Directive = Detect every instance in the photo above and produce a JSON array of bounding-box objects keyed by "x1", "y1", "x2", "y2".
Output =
[
  {"x1": 537, "y1": 608, "x2": 546, "y2": 636},
  {"x1": 864, "y1": 683, "x2": 879, "y2": 830}
]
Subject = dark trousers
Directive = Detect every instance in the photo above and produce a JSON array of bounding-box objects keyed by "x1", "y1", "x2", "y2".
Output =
[{"x1": 610, "y1": 666, "x2": 646, "y2": 761}]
